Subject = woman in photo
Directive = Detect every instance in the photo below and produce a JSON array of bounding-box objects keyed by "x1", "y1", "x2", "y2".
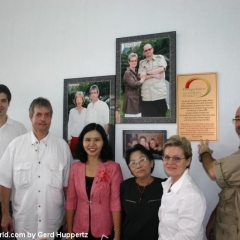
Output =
[
  {"x1": 122, "y1": 53, "x2": 145, "y2": 117},
  {"x1": 158, "y1": 135, "x2": 206, "y2": 240},
  {"x1": 66, "y1": 123, "x2": 123, "y2": 240},
  {"x1": 67, "y1": 91, "x2": 87, "y2": 154},
  {"x1": 120, "y1": 144, "x2": 165, "y2": 240}
]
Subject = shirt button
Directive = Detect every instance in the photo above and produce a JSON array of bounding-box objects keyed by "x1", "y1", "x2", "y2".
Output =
[
  {"x1": 38, "y1": 190, "x2": 40, "y2": 192},
  {"x1": 39, "y1": 220, "x2": 41, "y2": 222},
  {"x1": 39, "y1": 162, "x2": 40, "y2": 164},
  {"x1": 39, "y1": 205, "x2": 41, "y2": 208},
  {"x1": 38, "y1": 176, "x2": 40, "y2": 178}
]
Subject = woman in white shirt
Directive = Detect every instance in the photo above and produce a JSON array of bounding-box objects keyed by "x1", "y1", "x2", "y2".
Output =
[
  {"x1": 158, "y1": 135, "x2": 206, "y2": 240},
  {"x1": 68, "y1": 91, "x2": 87, "y2": 155}
]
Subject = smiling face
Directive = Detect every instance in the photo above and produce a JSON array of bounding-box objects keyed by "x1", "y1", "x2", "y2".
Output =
[
  {"x1": 143, "y1": 44, "x2": 154, "y2": 59},
  {"x1": 163, "y1": 146, "x2": 191, "y2": 184},
  {"x1": 75, "y1": 97, "x2": 83, "y2": 107},
  {"x1": 129, "y1": 56, "x2": 138, "y2": 69},
  {"x1": 129, "y1": 150, "x2": 154, "y2": 180},
  {"x1": 0, "y1": 93, "x2": 9, "y2": 118},
  {"x1": 83, "y1": 130, "x2": 104, "y2": 158},
  {"x1": 30, "y1": 106, "x2": 52, "y2": 138}
]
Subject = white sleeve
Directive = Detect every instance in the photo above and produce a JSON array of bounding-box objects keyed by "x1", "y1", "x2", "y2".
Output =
[{"x1": 0, "y1": 145, "x2": 14, "y2": 188}]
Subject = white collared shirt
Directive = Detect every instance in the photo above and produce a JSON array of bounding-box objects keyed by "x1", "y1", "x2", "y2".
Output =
[
  {"x1": 67, "y1": 107, "x2": 87, "y2": 139},
  {"x1": 86, "y1": 99, "x2": 109, "y2": 127},
  {"x1": 0, "y1": 116, "x2": 27, "y2": 158},
  {"x1": 158, "y1": 169, "x2": 206, "y2": 240},
  {"x1": 0, "y1": 131, "x2": 72, "y2": 240}
]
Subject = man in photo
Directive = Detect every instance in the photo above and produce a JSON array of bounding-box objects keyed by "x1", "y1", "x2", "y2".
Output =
[
  {"x1": 139, "y1": 135, "x2": 149, "y2": 149},
  {"x1": 0, "y1": 84, "x2": 27, "y2": 240},
  {"x1": 138, "y1": 43, "x2": 168, "y2": 117},
  {"x1": 0, "y1": 97, "x2": 72, "y2": 240},
  {"x1": 86, "y1": 84, "x2": 109, "y2": 134}
]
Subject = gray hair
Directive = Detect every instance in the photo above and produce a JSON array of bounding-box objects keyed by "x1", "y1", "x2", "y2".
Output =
[
  {"x1": 29, "y1": 97, "x2": 53, "y2": 117},
  {"x1": 128, "y1": 53, "x2": 138, "y2": 61},
  {"x1": 89, "y1": 85, "x2": 99, "y2": 94},
  {"x1": 163, "y1": 135, "x2": 192, "y2": 159}
]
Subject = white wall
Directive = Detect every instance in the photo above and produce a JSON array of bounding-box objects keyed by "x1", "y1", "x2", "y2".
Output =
[{"x1": 1, "y1": 1, "x2": 240, "y2": 239}]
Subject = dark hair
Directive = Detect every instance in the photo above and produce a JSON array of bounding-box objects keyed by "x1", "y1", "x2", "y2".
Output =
[
  {"x1": 125, "y1": 144, "x2": 155, "y2": 173},
  {"x1": 0, "y1": 84, "x2": 11, "y2": 102},
  {"x1": 29, "y1": 97, "x2": 53, "y2": 117},
  {"x1": 139, "y1": 135, "x2": 147, "y2": 141},
  {"x1": 75, "y1": 123, "x2": 113, "y2": 163}
]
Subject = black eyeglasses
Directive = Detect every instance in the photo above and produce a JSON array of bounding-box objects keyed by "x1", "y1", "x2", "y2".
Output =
[{"x1": 163, "y1": 155, "x2": 186, "y2": 162}]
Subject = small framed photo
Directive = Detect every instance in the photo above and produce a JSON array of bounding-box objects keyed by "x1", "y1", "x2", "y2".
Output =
[
  {"x1": 123, "y1": 130, "x2": 167, "y2": 160},
  {"x1": 63, "y1": 75, "x2": 116, "y2": 158},
  {"x1": 116, "y1": 31, "x2": 176, "y2": 124}
]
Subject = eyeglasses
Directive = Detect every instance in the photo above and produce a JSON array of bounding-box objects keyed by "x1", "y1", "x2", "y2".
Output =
[
  {"x1": 129, "y1": 157, "x2": 148, "y2": 168},
  {"x1": 232, "y1": 118, "x2": 240, "y2": 124},
  {"x1": 129, "y1": 60, "x2": 138, "y2": 62},
  {"x1": 143, "y1": 48, "x2": 152, "y2": 53},
  {"x1": 163, "y1": 155, "x2": 186, "y2": 162}
]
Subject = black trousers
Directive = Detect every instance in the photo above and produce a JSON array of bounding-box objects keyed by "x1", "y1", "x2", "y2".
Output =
[{"x1": 141, "y1": 99, "x2": 167, "y2": 117}]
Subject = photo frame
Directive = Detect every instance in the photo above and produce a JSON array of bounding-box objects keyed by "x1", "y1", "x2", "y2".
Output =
[
  {"x1": 116, "y1": 31, "x2": 176, "y2": 123},
  {"x1": 63, "y1": 75, "x2": 116, "y2": 158},
  {"x1": 123, "y1": 130, "x2": 167, "y2": 160}
]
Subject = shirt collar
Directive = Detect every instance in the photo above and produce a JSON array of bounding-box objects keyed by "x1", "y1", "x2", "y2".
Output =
[
  {"x1": 162, "y1": 169, "x2": 189, "y2": 193},
  {"x1": 30, "y1": 130, "x2": 49, "y2": 146}
]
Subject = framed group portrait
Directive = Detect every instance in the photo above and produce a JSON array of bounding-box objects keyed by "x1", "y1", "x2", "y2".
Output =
[
  {"x1": 123, "y1": 130, "x2": 167, "y2": 160},
  {"x1": 116, "y1": 31, "x2": 176, "y2": 124},
  {"x1": 63, "y1": 75, "x2": 116, "y2": 158}
]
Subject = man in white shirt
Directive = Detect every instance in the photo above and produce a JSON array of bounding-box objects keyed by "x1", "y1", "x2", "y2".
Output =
[
  {"x1": 0, "y1": 84, "x2": 27, "y2": 239},
  {"x1": 0, "y1": 97, "x2": 72, "y2": 240},
  {"x1": 86, "y1": 85, "x2": 109, "y2": 134}
]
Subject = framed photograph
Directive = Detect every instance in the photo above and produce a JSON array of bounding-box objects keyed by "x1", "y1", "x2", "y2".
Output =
[
  {"x1": 123, "y1": 130, "x2": 167, "y2": 160},
  {"x1": 177, "y1": 72, "x2": 218, "y2": 141},
  {"x1": 116, "y1": 31, "x2": 176, "y2": 124},
  {"x1": 63, "y1": 75, "x2": 116, "y2": 158}
]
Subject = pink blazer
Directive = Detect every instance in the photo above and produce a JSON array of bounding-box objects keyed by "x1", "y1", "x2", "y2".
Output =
[{"x1": 65, "y1": 160, "x2": 123, "y2": 237}]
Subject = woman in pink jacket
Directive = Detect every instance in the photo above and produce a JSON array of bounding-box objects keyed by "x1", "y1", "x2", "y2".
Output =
[{"x1": 66, "y1": 123, "x2": 123, "y2": 240}]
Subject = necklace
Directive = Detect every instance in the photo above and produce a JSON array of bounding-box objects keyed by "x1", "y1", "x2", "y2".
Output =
[{"x1": 136, "y1": 178, "x2": 153, "y2": 205}]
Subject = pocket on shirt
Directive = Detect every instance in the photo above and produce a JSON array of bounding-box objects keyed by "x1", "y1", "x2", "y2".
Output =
[
  {"x1": 46, "y1": 161, "x2": 63, "y2": 189},
  {"x1": 14, "y1": 163, "x2": 32, "y2": 188}
]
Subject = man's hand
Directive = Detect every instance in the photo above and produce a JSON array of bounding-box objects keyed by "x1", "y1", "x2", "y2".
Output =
[
  {"x1": 1, "y1": 214, "x2": 13, "y2": 233},
  {"x1": 206, "y1": 221, "x2": 214, "y2": 240},
  {"x1": 198, "y1": 140, "x2": 213, "y2": 155}
]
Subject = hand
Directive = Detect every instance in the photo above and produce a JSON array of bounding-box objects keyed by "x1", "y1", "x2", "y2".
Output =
[
  {"x1": 198, "y1": 140, "x2": 213, "y2": 155},
  {"x1": 140, "y1": 72, "x2": 147, "y2": 78},
  {"x1": 1, "y1": 214, "x2": 13, "y2": 233},
  {"x1": 206, "y1": 220, "x2": 214, "y2": 240},
  {"x1": 62, "y1": 215, "x2": 67, "y2": 233},
  {"x1": 140, "y1": 77, "x2": 145, "y2": 84}
]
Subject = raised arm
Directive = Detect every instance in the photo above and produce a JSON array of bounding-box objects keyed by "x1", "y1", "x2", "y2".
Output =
[{"x1": 198, "y1": 140, "x2": 216, "y2": 179}]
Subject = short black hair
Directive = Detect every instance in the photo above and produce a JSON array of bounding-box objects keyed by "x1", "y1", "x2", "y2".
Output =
[
  {"x1": 125, "y1": 144, "x2": 155, "y2": 173},
  {"x1": 0, "y1": 84, "x2": 11, "y2": 102},
  {"x1": 75, "y1": 123, "x2": 113, "y2": 163}
]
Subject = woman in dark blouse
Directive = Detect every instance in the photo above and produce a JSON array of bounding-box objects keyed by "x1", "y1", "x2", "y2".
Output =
[
  {"x1": 122, "y1": 53, "x2": 145, "y2": 117},
  {"x1": 120, "y1": 144, "x2": 165, "y2": 240}
]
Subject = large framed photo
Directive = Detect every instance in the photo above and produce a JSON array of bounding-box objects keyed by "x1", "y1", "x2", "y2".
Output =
[
  {"x1": 123, "y1": 130, "x2": 167, "y2": 160},
  {"x1": 116, "y1": 31, "x2": 176, "y2": 123},
  {"x1": 63, "y1": 75, "x2": 116, "y2": 158}
]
